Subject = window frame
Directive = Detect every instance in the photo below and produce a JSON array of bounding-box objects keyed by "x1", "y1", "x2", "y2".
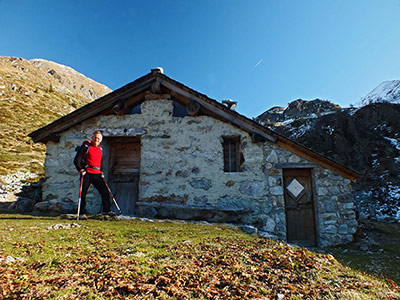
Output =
[{"x1": 222, "y1": 136, "x2": 241, "y2": 172}]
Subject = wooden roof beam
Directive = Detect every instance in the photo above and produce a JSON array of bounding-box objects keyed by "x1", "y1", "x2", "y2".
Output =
[
  {"x1": 275, "y1": 138, "x2": 360, "y2": 182},
  {"x1": 157, "y1": 77, "x2": 277, "y2": 143},
  {"x1": 29, "y1": 76, "x2": 156, "y2": 143}
]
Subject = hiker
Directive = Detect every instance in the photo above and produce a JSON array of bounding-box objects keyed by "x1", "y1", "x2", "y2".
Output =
[{"x1": 74, "y1": 130, "x2": 115, "y2": 218}]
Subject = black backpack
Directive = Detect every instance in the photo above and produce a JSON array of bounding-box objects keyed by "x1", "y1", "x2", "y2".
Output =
[{"x1": 73, "y1": 141, "x2": 91, "y2": 171}]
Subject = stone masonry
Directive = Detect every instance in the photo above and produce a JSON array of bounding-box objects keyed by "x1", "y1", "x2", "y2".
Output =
[{"x1": 37, "y1": 96, "x2": 357, "y2": 247}]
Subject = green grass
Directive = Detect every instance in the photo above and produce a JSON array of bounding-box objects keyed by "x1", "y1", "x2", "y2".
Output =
[
  {"x1": 0, "y1": 153, "x2": 34, "y2": 162},
  {"x1": 326, "y1": 220, "x2": 400, "y2": 285},
  {"x1": 0, "y1": 215, "x2": 399, "y2": 299}
]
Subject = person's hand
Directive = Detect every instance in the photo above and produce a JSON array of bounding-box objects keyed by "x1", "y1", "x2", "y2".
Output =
[
  {"x1": 80, "y1": 170, "x2": 86, "y2": 176},
  {"x1": 101, "y1": 172, "x2": 104, "y2": 178}
]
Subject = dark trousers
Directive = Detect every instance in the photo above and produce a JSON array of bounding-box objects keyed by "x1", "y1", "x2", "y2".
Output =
[{"x1": 80, "y1": 173, "x2": 111, "y2": 214}]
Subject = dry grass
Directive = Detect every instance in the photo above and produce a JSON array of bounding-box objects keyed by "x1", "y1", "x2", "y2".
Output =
[
  {"x1": 0, "y1": 215, "x2": 399, "y2": 299},
  {"x1": 0, "y1": 56, "x2": 110, "y2": 175}
]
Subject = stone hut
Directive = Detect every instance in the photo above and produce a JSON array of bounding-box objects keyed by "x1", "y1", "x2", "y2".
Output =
[{"x1": 29, "y1": 69, "x2": 360, "y2": 247}]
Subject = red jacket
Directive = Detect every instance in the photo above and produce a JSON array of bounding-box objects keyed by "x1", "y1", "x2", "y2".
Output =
[{"x1": 73, "y1": 141, "x2": 103, "y2": 174}]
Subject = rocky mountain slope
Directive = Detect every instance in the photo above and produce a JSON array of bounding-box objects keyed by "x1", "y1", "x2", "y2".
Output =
[
  {"x1": 0, "y1": 56, "x2": 111, "y2": 175},
  {"x1": 255, "y1": 99, "x2": 342, "y2": 126},
  {"x1": 357, "y1": 80, "x2": 400, "y2": 106},
  {"x1": 256, "y1": 88, "x2": 400, "y2": 222}
]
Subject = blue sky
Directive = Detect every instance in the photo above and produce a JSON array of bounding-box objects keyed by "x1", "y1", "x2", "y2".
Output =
[{"x1": 1, "y1": 0, "x2": 400, "y2": 117}]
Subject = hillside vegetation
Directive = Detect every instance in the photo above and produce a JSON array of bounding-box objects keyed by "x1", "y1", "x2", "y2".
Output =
[
  {"x1": 0, "y1": 57, "x2": 111, "y2": 175},
  {"x1": 0, "y1": 216, "x2": 399, "y2": 299}
]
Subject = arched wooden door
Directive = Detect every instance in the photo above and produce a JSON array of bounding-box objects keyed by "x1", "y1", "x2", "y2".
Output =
[
  {"x1": 283, "y1": 168, "x2": 316, "y2": 246},
  {"x1": 108, "y1": 137, "x2": 141, "y2": 215}
]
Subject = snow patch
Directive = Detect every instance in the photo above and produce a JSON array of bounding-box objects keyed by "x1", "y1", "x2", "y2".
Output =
[
  {"x1": 324, "y1": 125, "x2": 335, "y2": 135},
  {"x1": 357, "y1": 80, "x2": 400, "y2": 107},
  {"x1": 384, "y1": 137, "x2": 400, "y2": 151},
  {"x1": 286, "y1": 121, "x2": 313, "y2": 139}
]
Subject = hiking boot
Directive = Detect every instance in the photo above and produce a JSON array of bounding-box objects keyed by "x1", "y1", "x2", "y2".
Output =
[
  {"x1": 79, "y1": 214, "x2": 87, "y2": 220},
  {"x1": 102, "y1": 211, "x2": 116, "y2": 217}
]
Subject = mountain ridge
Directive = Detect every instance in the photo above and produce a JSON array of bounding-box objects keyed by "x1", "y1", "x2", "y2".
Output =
[
  {"x1": 0, "y1": 56, "x2": 111, "y2": 175},
  {"x1": 29, "y1": 58, "x2": 111, "y2": 101},
  {"x1": 357, "y1": 80, "x2": 400, "y2": 107},
  {"x1": 256, "y1": 81, "x2": 400, "y2": 222}
]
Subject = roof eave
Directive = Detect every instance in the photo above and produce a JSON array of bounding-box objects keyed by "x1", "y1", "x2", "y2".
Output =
[
  {"x1": 156, "y1": 75, "x2": 277, "y2": 143},
  {"x1": 275, "y1": 136, "x2": 361, "y2": 182},
  {"x1": 28, "y1": 71, "x2": 360, "y2": 182},
  {"x1": 29, "y1": 73, "x2": 156, "y2": 143}
]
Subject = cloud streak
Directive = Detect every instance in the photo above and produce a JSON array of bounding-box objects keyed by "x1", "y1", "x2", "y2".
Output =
[{"x1": 251, "y1": 59, "x2": 263, "y2": 71}]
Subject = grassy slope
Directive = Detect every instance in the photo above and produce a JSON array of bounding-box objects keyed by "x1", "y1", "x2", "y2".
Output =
[
  {"x1": 0, "y1": 57, "x2": 105, "y2": 175},
  {"x1": 326, "y1": 220, "x2": 400, "y2": 285},
  {"x1": 0, "y1": 216, "x2": 399, "y2": 299}
]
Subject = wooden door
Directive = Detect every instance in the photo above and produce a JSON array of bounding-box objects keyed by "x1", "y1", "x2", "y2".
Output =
[
  {"x1": 108, "y1": 138, "x2": 140, "y2": 215},
  {"x1": 283, "y1": 168, "x2": 316, "y2": 246}
]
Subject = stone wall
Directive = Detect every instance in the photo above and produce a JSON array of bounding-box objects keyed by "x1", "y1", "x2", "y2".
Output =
[
  {"x1": 38, "y1": 96, "x2": 357, "y2": 246},
  {"x1": 266, "y1": 145, "x2": 357, "y2": 247}
]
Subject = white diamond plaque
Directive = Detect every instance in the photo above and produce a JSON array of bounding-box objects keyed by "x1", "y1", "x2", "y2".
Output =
[{"x1": 287, "y1": 178, "x2": 304, "y2": 198}]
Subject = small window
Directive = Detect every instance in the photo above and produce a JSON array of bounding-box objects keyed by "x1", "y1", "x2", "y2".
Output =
[
  {"x1": 130, "y1": 103, "x2": 141, "y2": 114},
  {"x1": 173, "y1": 101, "x2": 188, "y2": 117},
  {"x1": 222, "y1": 136, "x2": 241, "y2": 172}
]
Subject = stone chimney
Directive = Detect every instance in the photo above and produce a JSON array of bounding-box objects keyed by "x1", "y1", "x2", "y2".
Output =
[{"x1": 222, "y1": 99, "x2": 237, "y2": 110}]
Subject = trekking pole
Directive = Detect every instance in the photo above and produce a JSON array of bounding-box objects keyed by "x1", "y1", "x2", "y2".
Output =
[
  {"x1": 76, "y1": 173, "x2": 84, "y2": 221},
  {"x1": 101, "y1": 176, "x2": 122, "y2": 215}
]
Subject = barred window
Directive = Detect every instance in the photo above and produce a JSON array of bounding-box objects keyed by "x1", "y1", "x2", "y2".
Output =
[{"x1": 222, "y1": 136, "x2": 241, "y2": 172}]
